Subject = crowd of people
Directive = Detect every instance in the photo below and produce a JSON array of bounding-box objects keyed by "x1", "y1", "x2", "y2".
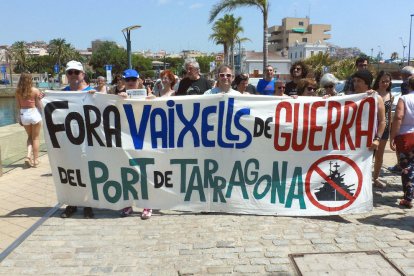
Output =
[{"x1": 15, "y1": 57, "x2": 414, "y2": 221}]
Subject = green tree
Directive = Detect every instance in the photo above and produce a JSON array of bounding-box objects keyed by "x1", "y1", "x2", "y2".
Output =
[
  {"x1": 27, "y1": 55, "x2": 55, "y2": 74},
  {"x1": 196, "y1": 56, "x2": 216, "y2": 73},
  {"x1": 89, "y1": 41, "x2": 126, "y2": 75},
  {"x1": 304, "y1": 52, "x2": 333, "y2": 81},
  {"x1": 48, "y1": 38, "x2": 79, "y2": 73},
  {"x1": 210, "y1": 14, "x2": 248, "y2": 68},
  {"x1": 209, "y1": 0, "x2": 269, "y2": 73},
  {"x1": 330, "y1": 58, "x2": 356, "y2": 80},
  {"x1": 11, "y1": 41, "x2": 29, "y2": 73}
]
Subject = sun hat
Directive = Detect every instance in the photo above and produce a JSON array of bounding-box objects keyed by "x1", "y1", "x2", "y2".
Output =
[{"x1": 65, "y1": 60, "x2": 84, "y2": 72}]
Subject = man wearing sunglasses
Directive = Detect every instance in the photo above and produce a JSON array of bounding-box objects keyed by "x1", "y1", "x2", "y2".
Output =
[
  {"x1": 60, "y1": 60, "x2": 94, "y2": 219},
  {"x1": 204, "y1": 65, "x2": 239, "y2": 95},
  {"x1": 63, "y1": 60, "x2": 93, "y2": 92}
]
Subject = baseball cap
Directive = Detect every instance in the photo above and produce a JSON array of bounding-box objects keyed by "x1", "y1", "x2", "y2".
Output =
[
  {"x1": 65, "y1": 60, "x2": 84, "y2": 72},
  {"x1": 122, "y1": 69, "x2": 139, "y2": 79}
]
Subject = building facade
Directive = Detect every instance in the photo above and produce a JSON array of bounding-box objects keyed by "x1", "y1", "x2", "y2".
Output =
[
  {"x1": 268, "y1": 17, "x2": 331, "y2": 52},
  {"x1": 288, "y1": 42, "x2": 329, "y2": 62}
]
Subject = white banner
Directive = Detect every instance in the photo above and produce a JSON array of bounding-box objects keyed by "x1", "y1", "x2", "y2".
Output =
[{"x1": 41, "y1": 91, "x2": 377, "y2": 216}]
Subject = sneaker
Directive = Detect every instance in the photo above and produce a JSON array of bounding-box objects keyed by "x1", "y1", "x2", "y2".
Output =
[
  {"x1": 399, "y1": 199, "x2": 413, "y2": 209},
  {"x1": 388, "y1": 164, "x2": 402, "y2": 173},
  {"x1": 141, "y1": 208, "x2": 152, "y2": 220},
  {"x1": 83, "y1": 207, "x2": 94, "y2": 219},
  {"x1": 373, "y1": 179, "x2": 386, "y2": 188},
  {"x1": 60, "y1": 206, "x2": 77, "y2": 218},
  {"x1": 120, "y1": 207, "x2": 133, "y2": 217}
]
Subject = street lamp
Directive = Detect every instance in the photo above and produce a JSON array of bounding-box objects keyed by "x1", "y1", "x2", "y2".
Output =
[
  {"x1": 121, "y1": 25, "x2": 141, "y2": 69},
  {"x1": 400, "y1": 37, "x2": 407, "y2": 64},
  {"x1": 409, "y1": 14, "x2": 414, "y2": 66}
]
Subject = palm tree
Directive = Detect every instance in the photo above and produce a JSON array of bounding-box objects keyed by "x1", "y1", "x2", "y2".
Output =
[
  {"x1": 11, "y1": 41, "x2": 28, "y2": 73},
  {"x1": 209, "y1": 0, "x2": 269, "y2": 73},
  {"x1": 209, "y1": 14, "x2": 248, "y2": 69},
  {"x1": 48, "y1": 38, "x2": 72, "y2": 72},
  {"x1": 390, "y1": 52, "x2": 399, "y2": 60}
]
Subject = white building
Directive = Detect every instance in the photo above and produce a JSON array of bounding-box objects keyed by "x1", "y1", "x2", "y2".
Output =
[
  {"x1": 288, "y1": 41, "x2": 328, "y2": 62},
  {"x1": 242, "y1": 51, "x2": 291, "y2": 79}
]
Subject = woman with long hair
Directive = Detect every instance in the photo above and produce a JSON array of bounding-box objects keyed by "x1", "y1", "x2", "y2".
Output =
[
  {"x1": 15, "y1": 73, "x2": 42, "y2": 167},
  {"x1": 372, "y1": 71, "x2": 393, "y2": 188}
]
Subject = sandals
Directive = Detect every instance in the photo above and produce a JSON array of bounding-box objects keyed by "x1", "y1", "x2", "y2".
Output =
[
  {"x1": 399, "y1": 199, "x2": 413, "y2": 209},
  {"x1": 32, "y1": 159, "x2": 40, "y2": 168},
  {"x1": 141, "y1": 208, "x2": 152, "y2": 220},
  {"x1": 24, "y1": 157, "x2": 32, "y2": 168},
  {"x1": 373, "y1": 179, "x2": 386, "y2": 188}
]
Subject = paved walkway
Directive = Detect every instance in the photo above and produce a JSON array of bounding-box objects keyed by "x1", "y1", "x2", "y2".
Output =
[{"x1": 0, "y1": 142, "x2": 413, "y2": 275}]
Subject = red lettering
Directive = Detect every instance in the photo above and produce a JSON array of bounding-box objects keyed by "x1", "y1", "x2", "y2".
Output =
[
  {"x1": 274, "y1": 102, "x2": 292, "y2": 151},
  {"x1": 324, "y1": 101, "x2": 342, "y2": 150},
  {"x1": 355, "y1": 97, "x2": 375, "y2": 148},
  {"x1": 309, "y1": 101, "x2": 325, "y2": 151},
  {"x1": 340, "y1": 101, "x2": 357, "y2": 150},
  {"x1": 291, "y1": 103, "x2": 309, "y2": 151}
]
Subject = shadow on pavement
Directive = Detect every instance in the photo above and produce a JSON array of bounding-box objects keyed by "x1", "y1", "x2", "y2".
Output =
[
  {"x1": 1, "y1": 207, "x2": 55, "y2": 218},
  {"x1": 357, "y1": 213, "x2": 414, "y2": 232}
]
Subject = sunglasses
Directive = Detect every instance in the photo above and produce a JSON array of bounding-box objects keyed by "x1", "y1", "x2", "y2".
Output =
[
  {"x1": 125, "y1": 78, "x2": 138, "y2": 82},
  {"x1": 219, "y1": 73, "x2": 232, "y2": 78},
  {"x1": 67, "y1": 70, "x2": 80, "y2": 76},
  {"x1": 294, "y1": 67, "x2": 302, "y2": 71},
  {"x1": 277, "y1": 86, "x2": 286, "y2": 89},
  {"x1": 307, "y1": 87, "x2": 317, "y2": 91},
  {"x1": 324, "y1": 85, "x2": 334, "y2": 89}
]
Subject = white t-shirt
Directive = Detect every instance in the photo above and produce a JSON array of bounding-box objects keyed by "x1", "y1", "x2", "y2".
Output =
[
  {"x1": 399, "y1": 91, "x2": 414, "y2": 135},
  {"x1": 204, "y1": 87, "x2": 240, "y2": 95}
]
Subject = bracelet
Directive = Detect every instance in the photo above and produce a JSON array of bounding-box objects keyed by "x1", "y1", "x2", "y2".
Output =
[{"x1": 373, "y1": 135, "x2": 381, "y2": 141}]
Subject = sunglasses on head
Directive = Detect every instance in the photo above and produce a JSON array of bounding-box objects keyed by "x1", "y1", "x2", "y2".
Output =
[
  {"x1": 324, "y1": 85, "x2": 334, "y2": 89},
  {"x1": 67, "y1": 70, "x2": 80, "y2": 76},
  {"x1": 219, "y1": 73, "x2": 232, "y2": 78}
]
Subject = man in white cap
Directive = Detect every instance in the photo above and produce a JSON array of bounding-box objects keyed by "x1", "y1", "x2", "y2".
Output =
[
  {"x1": 60, "y1": 60, "x2": 94, "y2": 219},
  {"x1": 63, "y1": 60, "x2": 93, "y2": 92}
]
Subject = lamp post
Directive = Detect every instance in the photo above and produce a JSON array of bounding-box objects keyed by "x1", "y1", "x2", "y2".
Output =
[
  {"x1": 409, "y1": 14, "x2": 414, "y2": 66},
  {"x1": 400, "y1": 37, "x2": 407, "y2": 64},
  {"x1": 122, "y1": 25, "x2": 141, "y2": 69}
]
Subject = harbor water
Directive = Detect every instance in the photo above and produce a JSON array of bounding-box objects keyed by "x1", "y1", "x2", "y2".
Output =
[{"x1": 0, "y1": 98, "x2": 17, "y2": 127}]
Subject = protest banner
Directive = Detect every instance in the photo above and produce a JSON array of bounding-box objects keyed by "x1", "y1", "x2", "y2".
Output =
[{"x1": 41, "y1": 91, "x2": 377, "y2": 216}]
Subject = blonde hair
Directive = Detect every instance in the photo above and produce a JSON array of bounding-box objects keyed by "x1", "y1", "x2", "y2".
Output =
[{"x1": 16, "y1": 73, "x2": 33, "y2": 99}]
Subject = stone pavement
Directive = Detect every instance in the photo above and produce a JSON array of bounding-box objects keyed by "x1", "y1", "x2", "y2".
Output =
[{"x1": 0, "y1": 145, "x2": 413, "y2": 275}]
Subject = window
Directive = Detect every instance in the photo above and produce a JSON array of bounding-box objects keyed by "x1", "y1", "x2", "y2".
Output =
[
  {"x1": 290, "y1": 53, "x2": 293, "y2": 59},
  {"x1": 300, "y1": 52, "x2": 302, "y2": 58},
  {"x1": 310, "y1": 51, "x2": 314, "y2": 56},
  {"x1": 295, "y1": 52, "x2": 297, "y2": 58},
  {"x1": 299, "y1": 21, "x2": 304, "y2": 26},
  {"x1": 302, "y1": 38, "x2": 307, "y2": 42}
]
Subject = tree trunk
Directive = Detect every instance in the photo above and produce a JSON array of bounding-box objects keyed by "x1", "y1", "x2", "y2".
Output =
[{"x1": 263, "y1": 10, "x2": 268, "y2": 75}]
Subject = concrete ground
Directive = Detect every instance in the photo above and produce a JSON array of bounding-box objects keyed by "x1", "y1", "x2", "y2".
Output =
[{"x1": 0, "y1": 124, "x2": 413, "y2": 275}]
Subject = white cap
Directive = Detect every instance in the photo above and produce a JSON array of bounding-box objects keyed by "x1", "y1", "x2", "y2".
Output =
[{"x1": 65, "y1": 60, "x2": 84, "y2": 72}]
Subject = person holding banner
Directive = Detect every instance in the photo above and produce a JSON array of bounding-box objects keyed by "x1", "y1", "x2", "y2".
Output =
[
  {"x1": 15, "y1": 73, "x2": 42, "y2": 168},
  {"x1": 119, "y1": 68, "x2": 153, "y2": 219},
  {"x1": 204, "y1": 65, "x2": 239, "y2": 95},
  {"x1": 390, "y1": 77, "x2": 414, "y2": 209},
  {"x1": 352, "y1": 69, "x2": 386, "y2": 153},
  {"x1": 60, "y1": 60, "x2": 94, "y2": 218},
  {"x1": 176, "y1": 58, "x2": 212, "y2": 96},
  {"x1": 63, "y1": 60, "x2": 93, "y2": 92},
  {"x1": 274, "y1": 80, "x2": 288, "y2": 96}
]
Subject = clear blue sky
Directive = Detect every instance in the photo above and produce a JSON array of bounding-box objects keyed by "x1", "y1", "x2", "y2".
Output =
[{"x1": 2, "y1": 0, "x2": 414, "y2": 59}]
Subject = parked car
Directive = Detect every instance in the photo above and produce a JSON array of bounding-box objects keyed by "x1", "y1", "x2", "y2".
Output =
[
  {"x1": 390, "y1": 80, "x2": 402, "y2": 112},
  {"x1": 0, "y1": 79, "x2": 10, "y2": 85}
]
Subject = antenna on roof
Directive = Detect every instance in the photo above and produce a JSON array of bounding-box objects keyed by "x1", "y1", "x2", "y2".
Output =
[{"x1": 307, "y1": 3, "x2": 311, "y2": 18}]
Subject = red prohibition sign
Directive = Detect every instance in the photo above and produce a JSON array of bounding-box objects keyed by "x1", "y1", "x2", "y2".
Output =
[{"x1": 305, "y1": 155, "x2": 363, "y2": 212}]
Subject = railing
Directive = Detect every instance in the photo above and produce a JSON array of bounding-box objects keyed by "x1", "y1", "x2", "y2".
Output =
[{"x1": 0, "y1": 123, "x2": 46, "y2": 175}]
